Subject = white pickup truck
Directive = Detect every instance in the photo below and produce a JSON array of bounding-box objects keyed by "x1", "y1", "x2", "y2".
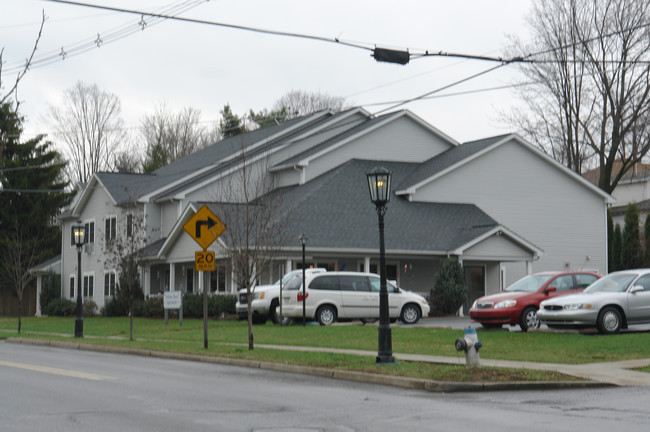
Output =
[{"x1": 236, "y1": 268, "x2": 327, "y2": 324}]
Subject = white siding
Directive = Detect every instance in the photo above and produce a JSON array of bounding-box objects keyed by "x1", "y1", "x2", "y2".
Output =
[
  {"x1": 304, "y1": 116, "x2": 454, "y2": 183},
  {"x1": 160, "y1": 202, "x2": 180, "y2": 237},
  {"x1": 412, "y1": 140, "x2": 607, "y2": 283}
]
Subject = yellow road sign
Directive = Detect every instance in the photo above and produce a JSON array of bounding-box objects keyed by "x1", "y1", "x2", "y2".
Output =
[
  {"x1": 183, "y1": 205, "x2": 226, "y2": 250},
  {"x1": 195, "y1": 251, "x2": 216, "y2": 272}
]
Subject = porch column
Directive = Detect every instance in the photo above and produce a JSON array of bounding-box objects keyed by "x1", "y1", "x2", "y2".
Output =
[
  {"x1": 364, "y1": 256, "x2": 370, "y2": 273},
  {"x1": 526, "y1": 260, "x2": 533, "y2": 275},
  {"x1": 285, "y1": 259, "x2": 292, "y2": 275},
  {"x1": 169, "y1": 263, "x2": 176, "y2": 291},
  {"x1": 35, "y1": 276, "x2": 42, "y2": 316}
]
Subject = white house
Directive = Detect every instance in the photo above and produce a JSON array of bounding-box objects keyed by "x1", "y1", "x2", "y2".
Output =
[{"x1": 54, "y1": 107, "x2": 613, "y2": 314}]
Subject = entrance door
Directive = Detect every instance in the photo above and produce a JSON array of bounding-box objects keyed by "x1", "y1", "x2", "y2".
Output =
[{"x1": 464, "y1": 266, "x2": 485, "y2": 315}]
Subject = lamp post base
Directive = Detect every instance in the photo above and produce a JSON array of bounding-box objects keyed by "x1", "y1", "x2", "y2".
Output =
[{"x1": 74, "y1": 317, "x2": 83, "y2": 338}]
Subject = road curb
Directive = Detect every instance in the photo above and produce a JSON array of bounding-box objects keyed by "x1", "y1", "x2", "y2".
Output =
[{"x1": 4, "y1": 338, "x2": 611, "y2": 392}]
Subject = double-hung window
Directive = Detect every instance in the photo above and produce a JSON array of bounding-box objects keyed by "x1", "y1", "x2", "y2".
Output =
[{"x1": 105, "y1": 216, "x2": 116, "y2": 246}]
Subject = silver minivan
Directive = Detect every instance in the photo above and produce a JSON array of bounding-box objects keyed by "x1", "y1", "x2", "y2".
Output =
[{"x1": 280, "y1": 271, "x2": 430, "y2": 325}]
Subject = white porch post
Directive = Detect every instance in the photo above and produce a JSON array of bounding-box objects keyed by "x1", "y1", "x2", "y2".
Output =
[
  {"x1": 35, "y1": 276, "x2": 42, "y2": 316},
  {"x1": 364, "y1": 256, "x2": 370, "y2": 273},
  {"x1": 285, "y1": 259, "x2": 292, "y2": 275},
  {"x1": 526, "y1": 260, "x2": 533, "y2": 275},
  {"x1": 169, "y1": 263, "x2": 176, "y2": 291}
]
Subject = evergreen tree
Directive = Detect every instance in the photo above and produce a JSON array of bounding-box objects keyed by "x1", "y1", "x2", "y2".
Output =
[
  {"x1": 0, "y1": 102, "x2": 72, "y2": 332},
  {"x1": 612, "y1": 224, "x2": 623, "y2": 271},
  {"x1": 430, "y1": 256, "x2": 466, "y2": 315},
  {"x1": 607, "y1": 210, "x2": 614, "y2": 271},
  {"x1": 643, "y1": 214, "x2": 650, "y2": 267},
  {"x1": 622, "y1": 202, "x2": 642, "y2": 269},
  {"x1": 219, "y1": 104, "x2": 246, "y2": 138}
]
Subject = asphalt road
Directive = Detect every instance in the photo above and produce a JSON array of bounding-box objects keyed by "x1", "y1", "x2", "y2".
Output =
[{"x1": 2, "y1": 341, "x2": 650, "y2": 432}]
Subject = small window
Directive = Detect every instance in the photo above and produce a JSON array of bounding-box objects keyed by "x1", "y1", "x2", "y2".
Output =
[
  {"x1": 340, "y1": 275, "x2": 369, "y2": 292},
  {"x1": 85, "y1": 221, "x2": 95, "y2": 244},
  {"x1": 369, "y1": 277, "x2": 398, "y2": 293},
  {"x1": 575, "y1": 274, "x2": 598, "y2": 290},
  {"x1": 84, "y1": 275, "x2": 94, "y2": 297},
  {"x1": 309, "y1": 275, "x2": 339, "y2": 291},
  {"x1": 127, "y1": 214, "x2": 133, "y2": 237},
  {"x1": 104, "y1": 273, "x2": 116, "y2": 296},
  {"x1": 105, "y1": 217, "x2": 116, "y2": 245},
  {"x1": 551, "y1": 275, "x2": 574, "y2": 292},
  {"x1": 69, "y1": 276, "x2": 75, "y2": 298}
]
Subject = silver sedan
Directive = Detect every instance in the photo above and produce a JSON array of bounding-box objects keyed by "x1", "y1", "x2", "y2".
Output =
[{"x1": 537, "y1": 269, "x2": 650, "y2": 334}]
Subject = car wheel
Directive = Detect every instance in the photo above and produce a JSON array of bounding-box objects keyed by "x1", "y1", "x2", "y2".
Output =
[
  {"x1": 400, "y1": 304, "x2": 421, "y2": 325},
  {"x1": 316, "y1": 305, "x2": 337, "y2": 326},
  {"x1": 269, "y1": 300, "x2": 280, "y2": 324},
  {"x1": 597, "y1": 306, "x2": 622, "y2": 334},
  {"x1": 519, "y1": 307, "x2": 540, "y2": 332}
]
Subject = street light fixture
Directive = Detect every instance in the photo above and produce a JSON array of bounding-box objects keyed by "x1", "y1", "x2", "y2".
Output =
[
  {"x1": 72, "y1": 221, "x2": 86, "y2": 338},
  {"x1": 299, "y1": 234, "x2": 308, "y2": 326},
  {"x1": 366, "y1": 167, "x2": 395, "y2": 364}
]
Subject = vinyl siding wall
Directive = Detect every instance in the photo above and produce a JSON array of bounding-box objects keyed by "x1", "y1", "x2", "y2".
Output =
[
  {"x1": 411, "y1": 141, "x2": 607, "y2": 284},
  {"x1": 304, "y1": 116, "x2": 454, "y2": 184}
]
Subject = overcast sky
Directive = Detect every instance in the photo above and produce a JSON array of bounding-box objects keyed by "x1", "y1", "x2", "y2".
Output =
[{"x1": 1, "y1": 0, "x2": 534, "y2": 147}]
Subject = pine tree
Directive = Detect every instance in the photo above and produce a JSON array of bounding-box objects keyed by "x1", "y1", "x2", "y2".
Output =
[
  {"x1": 219, "y1": 104, "x2": 246, "y2": 138},
  {"x1": 612, "y1": 224, "x2": 623, "y2": 272},
  {"x1": 643, "y1": 214, "x2": 650, "y2": 267},
  {"x1": 0, "y1": 102, "x2": 72, "y2": 332},
  {"x1": 622, "y1": 202, "x2": 642, "y2": 269}
]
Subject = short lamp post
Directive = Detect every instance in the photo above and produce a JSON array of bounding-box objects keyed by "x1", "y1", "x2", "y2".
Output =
[
  {"x1": 299, "y1": 234, "x2": 308, "y2": 326},
  {"x1": 366, "y1": 167, "x2": 395, "y2": 364},
  {"x1": 72, "y1": 221, "x2": 86, "y2": 338}
]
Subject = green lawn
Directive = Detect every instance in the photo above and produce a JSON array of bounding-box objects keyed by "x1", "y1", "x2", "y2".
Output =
[{"x1": 2, "y1": 316, "x2": 648, "y2": 382}]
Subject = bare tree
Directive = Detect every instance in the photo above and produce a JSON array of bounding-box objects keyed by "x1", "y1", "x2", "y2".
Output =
[
  {"x1": 509, "y1": 0, "x2": 650, "y2": 194},
  {"x1": 49, "y1": 81, "x2": 127, "y2": 186},
  {"x1": 0, "y1": 12, "x2": 44, "y2": 161},
  {"x1": 212, "y1": 139, "x2": 287, "y2": 350},
  {"x1": 102, "y1": 204, "x2": 148, "y2": 341},
  {"x1": 272, "y1": 90, "x2": 349, "y2": 119},
  {"x1": 140, "y1": 103, "x2": 217, "y2": 171}
]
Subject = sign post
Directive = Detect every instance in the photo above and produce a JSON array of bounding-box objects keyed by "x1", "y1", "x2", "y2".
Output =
[{"x1": 182, "y1": 205, "x2": 226, "y2": 349}]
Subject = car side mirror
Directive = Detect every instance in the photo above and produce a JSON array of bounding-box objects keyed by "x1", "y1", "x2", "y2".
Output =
[
  {"x1": 630, "y1": 285, "x2": 645, "y2": 294},
  {"x1": 545, "y1": 286, "x2": 557, "y2": 293}
]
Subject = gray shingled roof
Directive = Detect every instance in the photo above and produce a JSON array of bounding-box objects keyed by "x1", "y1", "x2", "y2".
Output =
[
  {"x1": 274, "y1": 114, "x2": 393, "y2": 168},
  {"x1": 396, "y1": 134, "x2": 511, "y2": 192},
  {"x1": 212, "y1": 159, "x2": 500, "y2": 253}
]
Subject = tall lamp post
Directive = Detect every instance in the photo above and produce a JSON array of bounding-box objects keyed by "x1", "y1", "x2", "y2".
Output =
[
  {"x1": 299, "y1": 234, "x2": 308, "y2": 326},
  {"x1": 72, "y1": 221, "x2": 86, "y2": 338},
  {"x1": 366, "y1": 167, "x2": 395, "y2": 364}
]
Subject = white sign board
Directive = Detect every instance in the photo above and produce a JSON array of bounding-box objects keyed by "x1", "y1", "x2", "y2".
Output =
[{"x1": 164, "y1": 291, "x2": 182, "y2": 310}]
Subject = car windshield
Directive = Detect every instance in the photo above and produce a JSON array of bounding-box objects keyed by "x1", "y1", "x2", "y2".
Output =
[
  {"x1": 584, "y1": 273, "x2": 638, "y2": 293},
  {"x1": 274, "y1": 271, "x2": 299, "y2": 287},
  {"x1": 504, "y1": 274, "x2": 554, "y2": 293}
]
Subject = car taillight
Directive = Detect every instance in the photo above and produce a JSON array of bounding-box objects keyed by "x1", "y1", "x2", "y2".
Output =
[{"x1": 297, "y1": 292, "x2": 309, "y2": 302}]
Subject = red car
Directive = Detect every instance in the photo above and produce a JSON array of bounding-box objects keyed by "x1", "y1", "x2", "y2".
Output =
[{"x1": 469, "y1": 271, "x2": 601, "y2": 331}]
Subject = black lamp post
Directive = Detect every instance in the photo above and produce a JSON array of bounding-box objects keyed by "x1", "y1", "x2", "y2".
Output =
[
  {"x1": 366, "y1": 167, "x2": 395, "y2": 364},
  {"x1": 72, "y1": 221, "x2": 86, "y2": 338},
  {"x1": 299, "y1": 234, "x2": 308, "y2": 326}
]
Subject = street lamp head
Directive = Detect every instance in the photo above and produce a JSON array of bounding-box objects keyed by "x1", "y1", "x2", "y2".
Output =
[
  {"x1": 299, "y1": 234, "x2": 308, "y2": 246},
  {"x1": 73, "y1": 221, "x2": 86, "y2": 248},
  {"x1": 367, "y1": 167, "x2": 392, "y2": 207}
]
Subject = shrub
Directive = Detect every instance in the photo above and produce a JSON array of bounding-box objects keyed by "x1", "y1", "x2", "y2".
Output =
[
  {"x1": 182, "y1": 293, "x2": 236, "y2": 318},
  {"x1": 430, "y1": 256, "x2": 466, "y2": 315},
  {"x1": 146, "y1": 296, "x2": 165, "y2": 318},
  {"x1": 43, "y1": 298, "x2": 76, "y2": 316},
  {"x1": 39, "y1": 271, "x2": 60, "y2": 315},
  {"x1": 131, "y1": 299, "x2": 149, "y2": 317},
  {"x1": 83, "y1": 299, "x2": 98, "y2": 316}
]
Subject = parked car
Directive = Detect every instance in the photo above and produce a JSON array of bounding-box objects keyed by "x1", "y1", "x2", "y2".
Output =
[
  {"x1": 469, "y1": 271, "x2": 601, "y2": 332},
  {"x1": 236, "y1": 268, "x2": 327, "y2": 324},
  {"x1": 279, "y1": 271, "x2": 430, "y2": 325},
  {"x1": 537, "y1": 269, "x2": 650, "y2": 334}
]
